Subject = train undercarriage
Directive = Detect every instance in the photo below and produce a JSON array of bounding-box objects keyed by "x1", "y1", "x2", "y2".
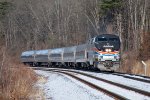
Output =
[{"x1": 24, "y1": 60, "x2": 120, "y2": 72}]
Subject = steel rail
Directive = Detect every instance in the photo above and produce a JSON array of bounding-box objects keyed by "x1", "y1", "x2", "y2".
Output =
[
  {"x1": 111, "y1": 73, "x2": 150, "y2": 84},
  {"x1": 51, "y1": 70, "x2": 128, "y2": 100},
  {"x1": 33, "y1": 67, "x2": 150, "y2": 84},
  {"x1": 63, "y1": 70, "x2": 150, "y2": 97},
  {"x1": 115, "y1": 71, "x2": 150, "y2": 79},
  {"x1": 33, "y1": 67, "x2": 150, "y2": 97}
]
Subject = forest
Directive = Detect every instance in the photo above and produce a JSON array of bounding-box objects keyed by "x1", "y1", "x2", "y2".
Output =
[{"x1": 0, "y1": 0, "x2": 150, "y2": 99}]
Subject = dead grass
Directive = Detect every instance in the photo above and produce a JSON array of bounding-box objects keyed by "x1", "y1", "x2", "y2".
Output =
[
  {"x1": 132, "y1": 60, "x2": 150, "y2": 76},
  {"x1": 29, "y1": 76, "x2": 47, "y2": 100},
  {"x1": 119, "y1": 51, "x2": 137, "y2": 73},
  {"x1": 0, "y1": 56, "x2": 38, "y2": 100},
  {"x1": 0, "y1": 47, "x2": 45, "y2": 100},
  {"x1": 120, "y1": 51, "x2": 150, "y2": 76}
]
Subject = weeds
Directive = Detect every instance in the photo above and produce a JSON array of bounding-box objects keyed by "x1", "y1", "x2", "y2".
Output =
[
  {"x1": 0, "y1": 56, "x2": 38, "y2": 100},
  {"x1": 120, "y1": 51, "x2": 150, "y2": 76}
]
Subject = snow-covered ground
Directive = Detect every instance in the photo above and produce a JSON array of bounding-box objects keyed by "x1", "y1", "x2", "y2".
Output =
[
  {"x1": 34, "y1": 68, "x2": 150, "y2": 100},
  {"x1": 35, "y1": 70, "x2": 114, "y2": 100},
  {"x1": 38, "y1": 67, "x2": 150, "y2": 92},
  {"x1": 65, "y1": 71, "x2": 150, "y2": 100}
]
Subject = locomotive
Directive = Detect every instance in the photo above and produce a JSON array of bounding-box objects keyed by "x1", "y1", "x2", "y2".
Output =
[{"x1": 21, "y1": 34, "x2": 120, "y2": 71}]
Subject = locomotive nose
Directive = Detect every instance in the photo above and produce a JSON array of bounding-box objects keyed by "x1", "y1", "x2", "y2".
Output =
[{"x1": 95, "y1": 42, "x2": 114, "y2": 51}]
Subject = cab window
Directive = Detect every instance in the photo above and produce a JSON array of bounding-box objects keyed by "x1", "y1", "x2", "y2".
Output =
[
  {"x1": 109, "y1": 38, "x2": 118, "y2": 42},
  {"x1": 97, "y1": 38, "x2": 107, "y2": 41}
]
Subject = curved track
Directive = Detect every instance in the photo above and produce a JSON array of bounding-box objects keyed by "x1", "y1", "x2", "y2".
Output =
[
  {"x1": 33, "y1": 67, "x2": 150, "y2": 99},
  {"x1": 35, "y1": 66, "x2": 150, "y2": 84},
  {"x1": 111, "y1": 73, "x2": 150, "y2": 84},
  {"x1": 114, "y1": 72, "x2": 150, "y2": 79},
  {"x1": 55, "y1": 71, "x2": 127, "y2": 100}
]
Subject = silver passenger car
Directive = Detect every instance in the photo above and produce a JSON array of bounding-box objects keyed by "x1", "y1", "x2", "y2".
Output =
[
  {"x1": 49, "y1": 48, "x2": 64, "y2": 63},
  {"x1": 21, "y1": 50, "x2": 36, "y2": 65},
  {"x1": 63, "y1": 46, "x2": 76, "y2": 62},
  {"x1": 35, "y1": 50, "x2": 49, "y2": 65}
]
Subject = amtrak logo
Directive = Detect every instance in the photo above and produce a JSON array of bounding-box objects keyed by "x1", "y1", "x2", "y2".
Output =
[{"x1": 103, "y1": 43, "x2": 114, "y2": 48}]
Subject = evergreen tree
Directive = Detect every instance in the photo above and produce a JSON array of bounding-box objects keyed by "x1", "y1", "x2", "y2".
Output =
[
  {"x1": 0, "y1": 1, "x2": 12, "y2": 20},
  {"x1": 100, "y1": 0, "x2": 122, "y2": 15}
]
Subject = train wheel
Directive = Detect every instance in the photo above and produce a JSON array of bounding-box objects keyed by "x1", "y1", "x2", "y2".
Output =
[
  {"x1": 23, "y1": 62, "x2": 27, "y2": 65},
  {"x1": 86, "y1": 62, "x2": 91, "y2": 70},
  {"x1": 81, "y1": 63, "x2": 84, "y2": 69},
  {"x1": 36, "y1": 62, "x2": 39, "y2": 67},
  {"x1": 93, "y1": 62, "x2": 97, "y2": 68},
  {"x1": 51, "y1": 62, "x2": 56, "y2": 67},
  {"x1": 64, "y1": 62, "x2": 68, "y2": 68},
  {"x1": 76, "y1": 63, "x2": 81, "y2": 69},
  {"x1": 93, "y1": 62, "x2": 99, "y2": 71},
  {"x1": 48, "y1": 63, "x2": 52, "y2": 67},
  {"x1": 72, "y1": 63, "x2": 76, "y2": 69},
  {"x1": 32, "y1": 63, "x2": 36, "y2": 67},
  {"x1": 83, "y1": 63, "x2": 88, "y2": 70},
  {"x1": 74, "y1": 63, "x2": 77, "y2": 69}
]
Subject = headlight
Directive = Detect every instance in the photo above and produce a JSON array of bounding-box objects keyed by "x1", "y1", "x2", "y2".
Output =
[
  {"x1": 105, "y1": 49, "x2": 109, "y2": 52},
  {"x1": 108, "y1": 49, "x2": 112, "y2": 52},
  {"x1": 105, "y1": 49, "x2": 111, "y2": 52}
]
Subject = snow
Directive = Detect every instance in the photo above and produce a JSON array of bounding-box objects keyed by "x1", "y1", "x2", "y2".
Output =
[
  {"x1": 94, "y1": 73, "x2": 150, "y2": 92},
  {"x1": 79, "y1": 71, "x2": 150, "y2": 92},
  {"x1": 42, "y1": 67, "x2": 150, "y2": 93},
  {"x1": 34, "y1": 67, "x2": 150, "y2": 100},
  {"x1": 68, "y1": 72, "x2": 150, "y2": 100},
  {"x1": 35, "y1": 70, "x2": 113, "y2": 100}
]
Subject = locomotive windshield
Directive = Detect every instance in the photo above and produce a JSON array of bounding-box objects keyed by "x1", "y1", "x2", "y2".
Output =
[
  {"x1": 94, "y1": 34, "x2": 120, "y2": 51},
  {"x1": 109, "y1": 38, "x2": 118, "y2": 42},
  {"x1": 97, "y1": 38, "x2": 107, "y2": 41},
  {"x1": 97, "y1": 37, "x2": 119, "y2": 42}
]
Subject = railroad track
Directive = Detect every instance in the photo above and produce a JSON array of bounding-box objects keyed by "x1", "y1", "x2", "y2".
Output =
[
  {"x1": 33, "y1": 67, "x2": 150, "y2": 99},
  {"x1": 114, "y1": 71, "x2": 150, "y2": 79},
  {"x1": 53, "y1": 71, "x2": 127, "y2": 100},
  {"x1": 36, "y1": 68, "x2": 128, "y2": 99},
  {"x1": 34, "y1": 67, "x2": 150, "y2": 84},
  {"x1": 111, "y1": 73, "x2": 150, "y2": 84}
]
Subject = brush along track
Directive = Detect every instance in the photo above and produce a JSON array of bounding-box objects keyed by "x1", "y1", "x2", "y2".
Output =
[{"x1": 33, "y1": 67, "x2": 150, "y2": 97}]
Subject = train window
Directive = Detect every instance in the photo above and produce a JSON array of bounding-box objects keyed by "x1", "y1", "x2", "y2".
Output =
[
  {"x1": 97, "y1": 38, "x2": 107, "y2": 41},
  {"x1": 64, "y1": 53, "x2": 73, "y2": 57},
  {"x1": 109, "y1": 38, "x2": 118, "y2": 41},
  {"x1": 50, "y1": 54, "x2": 61, "y2": 57}
]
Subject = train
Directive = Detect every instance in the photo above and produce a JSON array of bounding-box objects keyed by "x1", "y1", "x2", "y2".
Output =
[{"x1": 21, "y1": 34, "x2": 121, "y2": 71}]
